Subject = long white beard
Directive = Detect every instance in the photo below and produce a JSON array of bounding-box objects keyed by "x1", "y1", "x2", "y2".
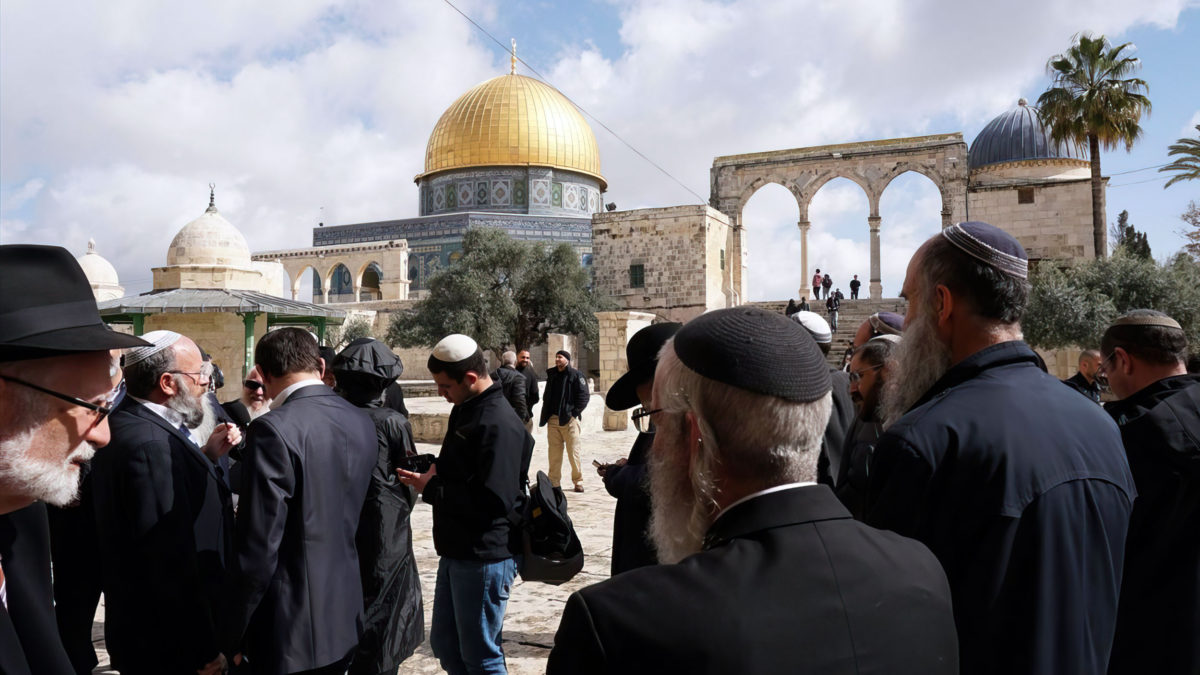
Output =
[
  {"x1": 0, "y1": 429, "x2": 95, "y2": 507},
  {"x1": 647, "y1": 425, "x2": 714, "y2": 564},
  {"x1": 881, "y1": 306, "x2": 953, "y2": 428},
  {"x1": 185, "y1": 392, "x2": 220, "y2": 444}
]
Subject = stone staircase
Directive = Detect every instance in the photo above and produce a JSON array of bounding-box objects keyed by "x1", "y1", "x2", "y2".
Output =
[{"x1": 747, "y1": 298, "x2": 908, "y2": 367}]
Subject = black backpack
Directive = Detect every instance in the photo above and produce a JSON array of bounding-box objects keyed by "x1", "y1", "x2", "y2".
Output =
[{"x1": 509, "y1": 470, "x2": 584, "y2": 584}]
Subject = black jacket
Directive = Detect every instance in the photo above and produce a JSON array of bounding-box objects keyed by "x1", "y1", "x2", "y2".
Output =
[
  {"x1": 539, "y1": 365, "x2": 589, "y2": 427},
  {"x1": 351, "y1": 403, "x2": 423, "y2": 675},
  {"x1": 223, "y1": 384, "x2": 377, "y2": 675},
  {"x1": 834, "y1": 413, "x2": 882, "y2": 519},
  {"x1": 424, "y1": 382, "x2": 533, "y2": 560},
  {"x1": 46, "y1": 467, "x2": 102, "y2": 675},
  {"x1": 0, "y1": 503, "x2": 75, "y2": 675},
  {"x1": 865, "y1": 342, "x2": 1136, "y2": 675},
  {"x1": 816, "y1": 369, "x2": 854, "y2": 487},
  {"x1": 548, "y1": 486, "x2": 958, "y2": 674},
  {"x1": 492, "y1": 365, "x2": 530, "y2": 420},
  {"x1": 516, "y1": 364, "x2": 540, "y2": 414},
  {"x1": 1063, "y1": 371, "x2": 1102, "y2": 404},
  {"x1": 91, "y1": 398, "x2": 235, "y2": 674},
  {"x1": 601, "y1": 432, "x2": 656, "y2": 575},
  {"x1": 1104, "y1": 374, "x2": 1200, "y2": 675}
]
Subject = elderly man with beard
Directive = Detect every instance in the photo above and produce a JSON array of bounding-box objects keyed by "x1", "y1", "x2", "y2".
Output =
[
  {"x1": 91, "y1": 330, "x2": 241, "y2": 675},
  {"x1": 833, "y1": 335, "x2": 898, "y2": 519},
  {"x1": 865, "y1": 221, "x2": 1136, "y2": 675},
  {"x1": 0, "y1": 245, "x2": 150, "y2": 675},
  {"x1": 547, "y1": 307, "x2": 958, "y2": 675}
]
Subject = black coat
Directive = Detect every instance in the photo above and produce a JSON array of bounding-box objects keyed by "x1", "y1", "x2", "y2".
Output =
[
  {"x1": 516, "y1": 364, "x2": 539, "y2": 414},
  {"x1": 539, "y1": 365, "x2": 589, "y2": 427},
  {"x1": 91, "y1": 398, "x2": 235, "y2": 674},
  {"x1": 834, "y1": 414, "x2": 882, "y2": 519},
  {"x1": 817, "y1": 369, "x2": 854, "y2": 487},
  {"x1": 0, "y1": 503, "x2": 75, "y2": 675},
  {"x1": 601, "y1": 432, "x2": 655, "y2": 575},
  {"x1": 46, "y1": 467, "x2": 102, "y2": 675},
  {"x1": 1104, "y1": 374, "x2": 1200, "y2": 675},
  {"x1": 223, "y1": 384, "x2": 377, "y2": 675},
  {"x1": 1062, "y1": 372, "x2": 1102, "y2": 404},
  {"x1": 350, "y1": 404, "x2": 423, "y2": 675},
  {"x1": 865, "y1": 342, "x2": 1136, "y2": 675},
  {"x1": 547, "y1": 485, "x2": 958, "y2": 674},
  {"x1": 492, "y1": 365, "x2": 530, "y2": 420},
  {"x1": 424, "y1": 382, "x2": 532, "y2": 561}
]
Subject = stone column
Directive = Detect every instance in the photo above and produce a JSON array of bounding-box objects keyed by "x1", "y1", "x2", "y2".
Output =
[
  {"x1": 868, "y1": 216, "x2": 882, "y2": 299},
  {"x1": 594, "y1": 311, "x2": 656, "y2": 431},
  {"x1": 798, "y1": 220, "x2": 811, "y2": 299}
]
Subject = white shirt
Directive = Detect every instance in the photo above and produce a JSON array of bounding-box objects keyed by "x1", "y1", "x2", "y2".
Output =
[
  {"x1": 713, "y1": 481, "x2": 818, "y2": 523},
  {"x1": 131, "y1": 396, "x2": 197, "y2": 445},
  {"x1": 269, "y1": 378, "x2": 324, "y2": 410}
]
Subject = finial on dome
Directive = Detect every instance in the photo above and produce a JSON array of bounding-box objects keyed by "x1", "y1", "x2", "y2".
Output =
[
  {"x1": 1018, "y1": 98, "x2": 1027, "y2": 106},
  {"x1": 207, "y1": 182, "x2": 217, "y2": 213},
  {"x1": 510, "y1": 38, "x2": 517, "y2": 75},
  {"x1": 87, "y1": 238, "x2": 96, "y2": 253}
]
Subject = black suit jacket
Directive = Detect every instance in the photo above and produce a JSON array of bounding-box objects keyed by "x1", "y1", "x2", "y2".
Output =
[
  {"x1": 547, "y1": 485, "x2": 958, "y2": 674},
  {"x1": 223, "y1": 384, "x2": 377, "y2": 675},
  {"x1": 90, "y1": 398, "x2": 235, "y2": 674},
  {"x1": 0, "y1": 503, "x2": 75, "y2": 675}
]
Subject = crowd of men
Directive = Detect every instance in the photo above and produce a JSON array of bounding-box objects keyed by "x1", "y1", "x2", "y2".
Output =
[{"x1": 2, "y1": 217, "x2": 1199, "y2": 675}]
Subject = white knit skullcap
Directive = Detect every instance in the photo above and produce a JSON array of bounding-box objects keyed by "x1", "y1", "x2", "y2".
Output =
[
  {"x1": 123, "y1": 330, "x2": 182, "y2": 367},
  {"x1": 432, "y1": 334, "x2": 478, "y2": 363},
  {"x1": 791, "y1": 311, "x2": 832, "y2": 344}
]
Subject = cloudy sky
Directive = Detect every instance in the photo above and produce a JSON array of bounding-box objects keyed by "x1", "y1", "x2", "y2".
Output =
[{"x1": 2, "y1": 0, "x2": 1198, "y2": 301}]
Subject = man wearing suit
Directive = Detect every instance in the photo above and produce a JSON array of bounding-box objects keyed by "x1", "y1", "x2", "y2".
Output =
[
  {"x1": 547, "y1": 308, "x2": 958, "y2": 674},
  {"x1": 91, "y1": 330, "x2": 241, "y2": 675},
  {"x1": 224, "y1": 327, "x2": 377, "y2": 675},
  {"x1": 0, "y1": 244, "x2": 150, "y2": 675}
]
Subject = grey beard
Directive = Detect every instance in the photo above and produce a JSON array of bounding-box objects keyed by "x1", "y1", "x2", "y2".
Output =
[
  {"x1": 881, "y1": 308, "x2": 952, "y2": 428},
  {"x1": 168, "y1": 375, "x2": 208, "y2": 430},
  {"x1": 647, "y1": 427, "x2": 713, "y2": 564}
]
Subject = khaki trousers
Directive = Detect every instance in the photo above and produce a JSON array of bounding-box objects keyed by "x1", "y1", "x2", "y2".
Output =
[{"x1": 546, "y1": 417, "x2": 582, "y2": 487}]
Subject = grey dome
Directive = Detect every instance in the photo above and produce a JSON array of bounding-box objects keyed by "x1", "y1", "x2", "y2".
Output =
[{"x1": 968, "y1": 99, "x2": 1085, "y2": 170}]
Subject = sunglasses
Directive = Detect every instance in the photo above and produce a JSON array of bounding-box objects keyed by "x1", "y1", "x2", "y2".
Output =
[
  {"x1": 0, "y1": 375, "x2": 126, "y2": 426},
  {"x1": 243, "y1": 379, "x2": 265, "y2": 392}
]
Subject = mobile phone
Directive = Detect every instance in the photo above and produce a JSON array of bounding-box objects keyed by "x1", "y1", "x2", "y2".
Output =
[
  {"x1": 592, "y1": 459, "x2": 603, "y2": 468},
  {"x1": 396, "y1": 454, "x2": 436, "y2": 474}
]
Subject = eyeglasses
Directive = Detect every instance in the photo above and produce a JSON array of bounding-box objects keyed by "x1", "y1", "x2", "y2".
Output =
[
  {"x1": 0, "y1": 375, "x2": 126, "y2": 426},
  {"x1": 243, "y1": 380, "x2": 264, "y2": 392},
  {"x1": 848, "y1": 364, "x2": 884, "y2": 384},
  {"x1": 1097, "y1": 351, "x2": 1117, "y2": 375},
  {"x1": 631, "y1": 407, "x2": 662, "y2": 434},
  {"x1": 169, "y1": 362, "x2": 214, "y2": 385}
]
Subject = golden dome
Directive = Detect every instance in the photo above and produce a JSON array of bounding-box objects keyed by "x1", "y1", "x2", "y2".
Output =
[{"x1": 421, "y1": 74, "x2": 606, "y2": 190}]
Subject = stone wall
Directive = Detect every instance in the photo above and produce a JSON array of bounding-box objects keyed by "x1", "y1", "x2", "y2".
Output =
[
  {"x1": 593, "y1": 205, "x2": 731, "y2": 324},
  {"x1": 967, "y1": 176, "x2": 1098, "y2": 260},
  {"x1": 594, "y1": 311, "x2": 657, "y2": 431},
  {"x1": 143, "y1": 312, "x2": 268, "y2": 382}
]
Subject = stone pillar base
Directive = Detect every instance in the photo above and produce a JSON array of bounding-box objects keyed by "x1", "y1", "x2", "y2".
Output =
[{"x1": 870, "y1": 281, "x2": 882, "y2": 300}]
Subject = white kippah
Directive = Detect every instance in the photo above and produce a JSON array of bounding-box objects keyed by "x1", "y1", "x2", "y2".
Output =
[
  {"x1": 791, "y1": 311, "x2": 832, "y2": 344},
  {"x1": 123, "y1": 330, "x2": 182, "y2": 367},
  {"x1": 867, "y1": 334, "x2": 902, "y2": 345},
  {"x1": 432, "y1": 334, "x2": 478, "y2": 363}
]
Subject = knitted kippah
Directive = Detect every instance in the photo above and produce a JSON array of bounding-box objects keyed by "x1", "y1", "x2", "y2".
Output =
[
  {"x1": 432, "y1": 334, "x2": 478, "y2": 363},
  {"x1": 869, "y1": 312, "x2": 904, "y2": 336},
  {"x1": 123, "y1": 330, "x2": 181, "y2": 367},
  {"x1": 1110, "y1": 312, "x2": 1182, "y2": 330},
  {"x1": 674, "y1": 307, "x2": 831, "y2": 402},
  {"x1": 941, "y1": 221, "x2": 1028, "y2": 279},
  {"x1": 790, "y1": 311, "x2": 831, "y2": 344}
]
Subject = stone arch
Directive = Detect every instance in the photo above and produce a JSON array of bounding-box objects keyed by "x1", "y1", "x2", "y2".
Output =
[
  {"x1": 356, "y1": 260, "x2": 383, "y2": 301},
  {"x1": 287, "y1": 263, "x2": 320, "y2": 302},
  {"x1": 326, "y1": 262, "x2": 353, "y2": 303},
  {"x1": 877, "y1": 162, "x2": 956, "y2": 228}
]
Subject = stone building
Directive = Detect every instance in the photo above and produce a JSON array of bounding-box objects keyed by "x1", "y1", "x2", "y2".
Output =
[{"x1": 76, "y1": 239, "x2": 125, "y2": 301}]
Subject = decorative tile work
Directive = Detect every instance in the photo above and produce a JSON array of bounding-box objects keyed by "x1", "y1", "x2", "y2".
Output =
[
  {"x1": 492, "y1": 179, "x2": 511, "y2": 206},
  {"x1": 434, "y1": 189, "x2": 446, "y2": 210},
  {"x1": 514, "y1": 180, "x2": 526, "y2": 205},
  {"x1": 532, "y1": 179, "x2": 550, "y2": 205},
  {"x1": 476, "y1": 181, "x2": 489, "y2": 206},
  {"x1": 552, "y1": 182, "x2": 563, "y2": 208},
  {"x1": 565, "y1": 184, "x2": 579, "y2": 210},
  {"x1": 588, "y1": 189, "x2": 598, "y2": 213},
  {"x1": 458, "y1": 182, "x2": 474, "y2": 207},
  {"x1": 446, "y1": 185, "x2": 457, "y2": 209}
]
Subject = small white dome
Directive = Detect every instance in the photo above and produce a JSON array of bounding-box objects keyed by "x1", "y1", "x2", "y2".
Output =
[
  {"x1": 77, "y1": 238, "x2": 120, "y2": 286},
  {"x1": 167, "y1": 198, "x2": 251, "y2": 267}
]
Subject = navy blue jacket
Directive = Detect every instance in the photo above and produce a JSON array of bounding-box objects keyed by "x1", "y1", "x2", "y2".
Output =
[{"x1": 865, "y1": 341, "x2": 1135, "y2": 675}]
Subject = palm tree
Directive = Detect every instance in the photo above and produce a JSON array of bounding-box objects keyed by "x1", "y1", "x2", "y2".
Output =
[
  {"x1": 1160, "y1": 124, "x2": 1200, "y2": 188},
  {"x1": 1038, "y1": 33, "x2": 1151, "y2": 259}
]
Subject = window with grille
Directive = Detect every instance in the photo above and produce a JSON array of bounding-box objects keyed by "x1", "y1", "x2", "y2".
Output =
[
  {"x1": 1018, "y1": 188, "x2": 1035, "y2": 204},
  {"x1": 629, "y1": 263, "x2": 645, "y2": 288}
]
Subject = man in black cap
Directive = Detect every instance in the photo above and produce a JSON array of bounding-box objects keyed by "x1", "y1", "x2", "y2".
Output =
[
  {"x1": 539, "y1": 349, "x2": 589, "y2": 492},
  {"x1": 1099, "y1": 310, "x2": 1200, "y2": 675},
  {"x1": 597, "y1": 322, "x2": 680, "y2": 575},
  {"x1": 865, "y1": 222, "x2": 1136, "y2": 675},
  {"x1": 548, "y1": 307, "x2": 957, "y2": 674},
  {"x1": 0, "y1": 244, "x2": 150, "y2": 675},
  {"x1": 1062, "y1": 348, "x2": 1103, "y2": 404}
]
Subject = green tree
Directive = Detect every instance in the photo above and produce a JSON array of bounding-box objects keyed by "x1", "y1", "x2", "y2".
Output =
[
  {"x1": 1160, "y1": 124, "x2": 1200, "y2": 188},
  {"x1": 386, "y1": 228, "x2": 605, "y2": 355},
  {"x1": 1110, "y1": 209, "x2": 1151, "y2": 259},
  {"x1": 1038, "y1": 33, "x2": 1151, "y2": 259},
  {"x1": 1024, "y1": 249, "x2": 1200, "y2": 350},
  {"x1": 328, "y1": 316, "x2": 374, "y2": 350},
  {"x1": 1180, "y1": 200, "x2": 1200, "y2": 260}
]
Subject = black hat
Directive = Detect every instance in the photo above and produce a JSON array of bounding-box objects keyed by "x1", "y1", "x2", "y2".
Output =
[
  {"x1": 0, "y1": 245, "x2": 150, "y2": 362},
  {"x1": 673, "y1": 307, "x2": 830, "y2": 402},
  {"x1": 556, "y1": 349, "x2": 571, "y2": 362},
  {"x1": 606, "y1": 322, "x2": 682, "y2": 411}
]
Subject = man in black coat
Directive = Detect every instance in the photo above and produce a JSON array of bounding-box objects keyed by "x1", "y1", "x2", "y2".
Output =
[
  {"x1": 835, "y1": 335, "x2": 897, "y2": 518},
  {"x1": 491, "y1": 350, "x2": 529, "y2": 421},
  {"x1": 1100, "y1": 310, "x2": 1200, "y2": 675},
  {"x1": 548, "y1": 308, "x2": 958, "y2": 674},
  {"x1": 91, "y1": 330, "x2": 241, "y2": 675},
  {"x1": 397, "y1": 334, "x2": 532, "y2": 674},
  {"x1": 539, "y1": 350, "x2": 589, "y2": 492},
  {"x1": 516, "y1": 349, "x2": 539, "y2": 432},
  {"x1": 1062, "y1": 348, "x2": 1103, "y2": 403},
  {"x1": 865, "y1": 222, "x2": 1135, "y2": 675},
  {"x1": 0, "y1": 244, "x2": 149, "y2": 675},
  {"x1": 791, "y1": 311, "x2": 854, "y2": 489},
  {"x1": 224, "y1": 328, "x2": 377, "y2": 675}
]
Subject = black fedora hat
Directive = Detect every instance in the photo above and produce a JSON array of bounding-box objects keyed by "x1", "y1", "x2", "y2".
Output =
[
  {"x1": 0, "y1": 244, "x2": 150, "y2": 361},
  {"x1": 606, "y1": 322, "x2": 682, "y2": 411}
]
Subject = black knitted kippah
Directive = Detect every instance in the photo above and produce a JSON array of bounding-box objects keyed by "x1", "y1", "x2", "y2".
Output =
[{"x1": 673, "y1": 307, "x2": 831, "y2": 402}]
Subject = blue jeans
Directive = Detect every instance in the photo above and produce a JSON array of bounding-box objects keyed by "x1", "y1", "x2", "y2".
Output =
[{"x1": 430, "y1": 556, "x2": 518, "y2": 675}]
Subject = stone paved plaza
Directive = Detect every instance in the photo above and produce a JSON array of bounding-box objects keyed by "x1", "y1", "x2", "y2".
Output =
[{"x1": 92, "y1": 395, "x2": 641, "y2": 674}]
